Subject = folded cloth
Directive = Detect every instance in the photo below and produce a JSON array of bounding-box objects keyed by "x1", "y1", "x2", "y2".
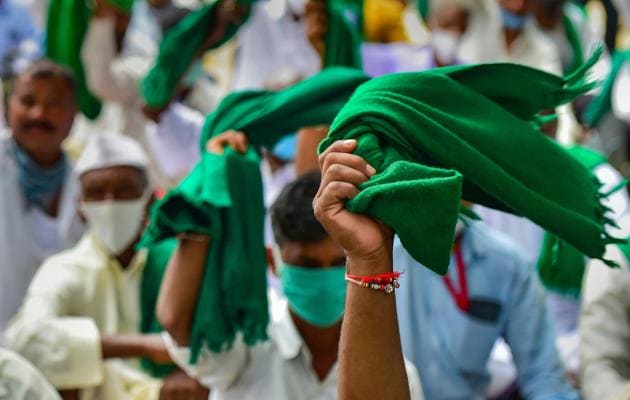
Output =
[
  {"x1": 142, "y1": 53, "x2": 617, "y2": 360},
  {"x1": 320, "y1": 48, "x2": 619, "y2": 273},
  {"x1": 140, "y1": 0, "x2": 254, "y2": 108}
]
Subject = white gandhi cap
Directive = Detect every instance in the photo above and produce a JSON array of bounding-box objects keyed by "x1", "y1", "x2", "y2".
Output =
[{"x1": 75, "y1": 132, "x2": 149, "y2": 177}]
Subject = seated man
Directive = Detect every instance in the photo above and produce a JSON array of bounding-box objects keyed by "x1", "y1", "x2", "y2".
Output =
[
  {"x1": 0, "y1": 60, "x2": 84, "y2": 333},
  {"x1": 6, "y1": 133, "x2": 207, "y2": 400},
  {"x1": 156, "y1": 133, "x2": 423, "y2": 399}
]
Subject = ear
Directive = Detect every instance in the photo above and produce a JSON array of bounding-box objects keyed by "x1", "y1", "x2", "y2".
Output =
[{"x1": 266, "y1": 247, "x2": 278, "y2": 276}]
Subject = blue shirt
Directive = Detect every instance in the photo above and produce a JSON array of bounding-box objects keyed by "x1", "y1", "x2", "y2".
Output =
[
  {"x1": 394, "y1": 222, "x2": 578, "y2": 400},
  {"x1": 0, "y1": 0, "x2": 40, "y2": 75}
]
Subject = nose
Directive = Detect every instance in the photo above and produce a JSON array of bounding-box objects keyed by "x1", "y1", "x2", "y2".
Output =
[{"x1": 27, "y1": 103, "x2": 46, "y2": 120}]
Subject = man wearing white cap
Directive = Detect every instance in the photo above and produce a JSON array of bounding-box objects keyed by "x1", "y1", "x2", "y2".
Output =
[{"x1": 5, "y1": 132, "x2": 208, "y2": 400}]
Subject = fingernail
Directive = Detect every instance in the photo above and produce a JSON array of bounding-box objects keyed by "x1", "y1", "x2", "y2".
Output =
[
  {"x1": 343, "y1": 139, "x2": 356, "y2": 147},
  {"x1": 366, "y1": 164, "x2": 376, "y2": 176}
]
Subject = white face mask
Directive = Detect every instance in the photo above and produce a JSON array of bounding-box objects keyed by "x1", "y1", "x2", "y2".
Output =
[
  {"x1": 431, "y1": 29, "x2": 461, "y2": 66},
  {"x1": 80, "y1": 196, "x2": 148, "y2": 256}
]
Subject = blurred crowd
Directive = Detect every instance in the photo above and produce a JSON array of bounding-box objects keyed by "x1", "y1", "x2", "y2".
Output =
[{"x1": 0, "y1": 0, "x2": 630, "y2": 399}]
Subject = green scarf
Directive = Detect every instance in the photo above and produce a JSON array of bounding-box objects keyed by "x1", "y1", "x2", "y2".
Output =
[
  {"x1": 140, "y1": 1, "x2": 253, "y2": 108},
  {"x1": 323, "y1": 0, "x2": 363, "y2": 68},
  {"x1": 140, "y1": 68, "x2": 368, "y2": 361},
  {"x1": 139, "y1": 238, "x2": 178, "y2": 377},
  {"x1": 142, "y1": 54, "x2": 616, "y2": 359},
  {"x1": 585, "y1": 49, "x2": 630, "y2": 126},
  {"x1": 536, "y1": 145, "x2": 607, "y2": 297},
  {"x1": 319, "y1": 50, "x2": 618, "y2": 273},
  {"x1": 45, "y1": 0, "x2": 134, "y2": 119}
]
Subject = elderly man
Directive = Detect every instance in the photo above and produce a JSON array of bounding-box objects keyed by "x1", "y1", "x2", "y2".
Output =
[
  {"x1": 0, "y1": 60, "x2": 84, "y2": 334},
  {"x1": 6, "y1": 133, "x2": 208, "y2": 400}
]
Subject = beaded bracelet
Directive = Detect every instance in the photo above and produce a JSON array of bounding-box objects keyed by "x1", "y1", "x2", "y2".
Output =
[{"x1": 345, "y1": 271, "x2": 402, "y2": 294}]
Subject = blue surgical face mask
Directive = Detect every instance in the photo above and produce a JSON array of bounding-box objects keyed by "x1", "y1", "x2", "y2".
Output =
[
  {"x1": 501, "y1": 8, "x2": 527, "y2": 31},
  {"x1": 280, "y1": 263, "x2": 346, "y2": 328},
  {"x1": 9, "y1": 138, "x2": 67, "y2": 209}
]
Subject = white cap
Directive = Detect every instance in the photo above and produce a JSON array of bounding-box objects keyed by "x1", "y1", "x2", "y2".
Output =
[{"x1": 75, "y1": 132, "x2": 149, "y2": 177}]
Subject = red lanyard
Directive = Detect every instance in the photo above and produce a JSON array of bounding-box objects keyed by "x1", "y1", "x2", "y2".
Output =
[{"x1": 443, "y1": 239, "x2": 470, "y2": 313}]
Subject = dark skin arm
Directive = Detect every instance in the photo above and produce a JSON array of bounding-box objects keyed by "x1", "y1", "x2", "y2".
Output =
[
  {"x1": 313, "y1": 139, "x2": 410, "y2": 400},
  {"x1": 100, "y1": 333, "x2": 171, "y2": 363}
]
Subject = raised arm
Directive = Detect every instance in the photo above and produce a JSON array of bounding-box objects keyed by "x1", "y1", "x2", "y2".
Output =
[{"x1": 313, "y1": 139, "x2": 410, "y2": 400}]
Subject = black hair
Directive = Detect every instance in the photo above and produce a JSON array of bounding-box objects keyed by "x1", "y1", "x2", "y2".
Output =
[
  {"x1": 270, "y1": 171, "x2": 328, "y2": 245},
  {"x1": 18, "y1": 59, "x2": 77, "y2": 102}
]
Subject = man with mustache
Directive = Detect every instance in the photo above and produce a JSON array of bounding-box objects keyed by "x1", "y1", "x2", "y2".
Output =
[{"x1": 0, "y1": 60, "x2": 84, "y2": 335}]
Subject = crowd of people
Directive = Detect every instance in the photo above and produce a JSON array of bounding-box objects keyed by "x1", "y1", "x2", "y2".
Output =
[{"x1": 1, "y1": 0, "x2": 630, "y2": 399}]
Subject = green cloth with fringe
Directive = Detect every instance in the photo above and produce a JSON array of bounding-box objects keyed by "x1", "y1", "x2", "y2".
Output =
[
  {"x1": 142, "y1": 53, "x2": 617, "y2": 360},
  {"x1": 140, "y1": 0, "x2": 254, "y2": 108},
  {"x1": 45, "y1": 0, "x2": 134, "y2": 119},
  {"x1": 319, "y1": 49, "x2": 619, "y2": 272},
  {"x1": 323, "y1": 0, "x2": 363, "y2": 68}
]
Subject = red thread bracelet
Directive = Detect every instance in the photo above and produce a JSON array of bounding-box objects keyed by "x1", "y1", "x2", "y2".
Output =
[{"x1": 345, "y1": 271, "x2": 403, "y2": 294}]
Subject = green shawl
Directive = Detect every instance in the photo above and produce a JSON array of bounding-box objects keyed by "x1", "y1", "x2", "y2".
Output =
[
  {"x1": 45, "y1": 0, "x2": 134, "y2": 119},
  {"x1": 140, "y1": 1, "x2": 254, "y2": 108},
  {"x1": 585, "y1": 49, "x2": 630, "y2": 126},
  {"x1": 323, "y1": 0, "x2": 363, "y2": 68},
  {"x1": 142, "y1": 55, "x2": 616, "y2": 359}
]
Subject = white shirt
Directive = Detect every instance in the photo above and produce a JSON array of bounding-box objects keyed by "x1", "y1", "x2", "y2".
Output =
[
  {"x1": 5, "y1": 234, "x2": 160, "y2": 400},
  {"x1": 164, "y1": 299, "x2": 424, "y2": 400},
  {"x1": 0, "y1": 136, "x2": 83, "y2": 334}
]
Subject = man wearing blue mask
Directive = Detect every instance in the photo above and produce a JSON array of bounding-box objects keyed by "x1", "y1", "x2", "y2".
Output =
[
  {"x1": 155, "y1": 133, "x2": 423, "y2": 399},
  {"x1": 0, "y1": 60, "x2": 84, "y2": 335}
]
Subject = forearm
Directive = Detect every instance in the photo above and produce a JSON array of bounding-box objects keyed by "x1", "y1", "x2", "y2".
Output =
[
  {"x1": 157, "y1": 237, "x2": 211, "y2": 345},
  {"x1": 100, "y1": 334, "x2": 152, "y2": 359},
  {"x1": 339, "y1": 248, "x2": 410, "y2": 400}
]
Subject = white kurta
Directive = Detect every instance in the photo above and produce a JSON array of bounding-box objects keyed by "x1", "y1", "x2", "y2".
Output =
[
  {"x1": 0, "y1": 135, "x2": 83, "y2": 334},
  {"x1": 5, "y1": 234, "x2": 160, "y2": 400},
  {"x1": 164, "y1": 298, "x2": 424, "y2": 400},
  {"x1": 0, "y1": 347, "x2": 61, "y2": 400}
]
